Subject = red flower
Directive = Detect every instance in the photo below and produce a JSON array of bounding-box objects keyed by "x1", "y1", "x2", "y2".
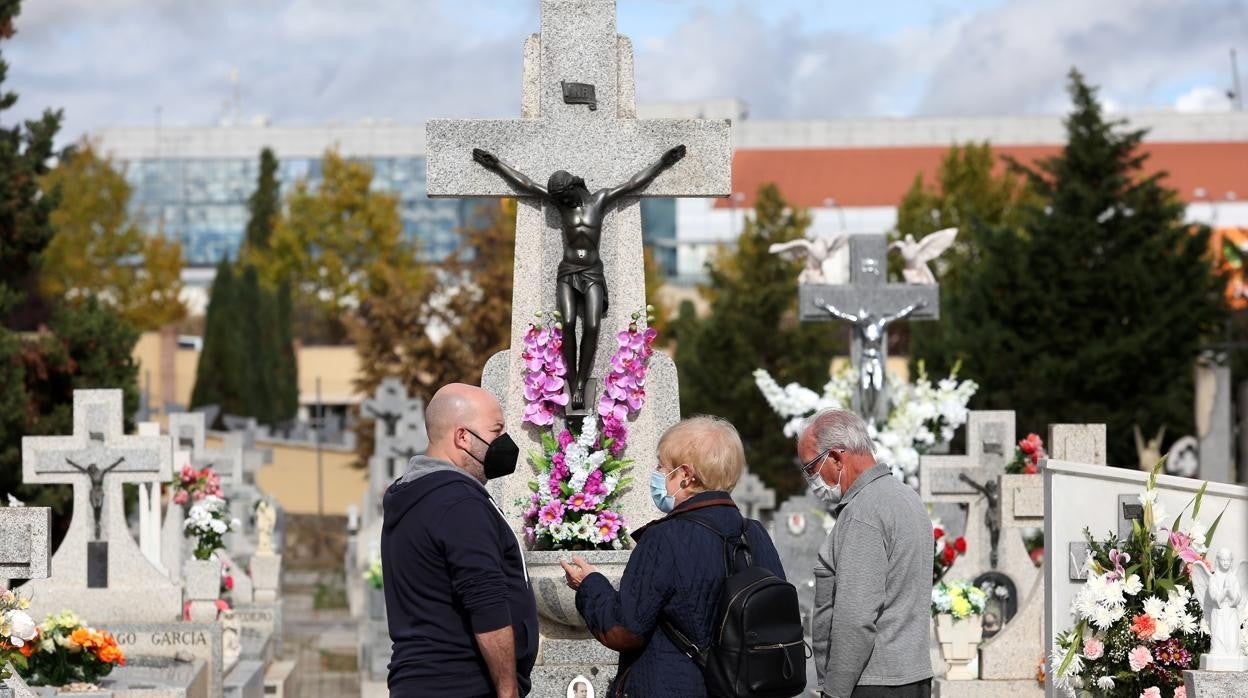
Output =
[
  {"x1": 224, "y1": 575, "x2": 234, "y2": 590},
  {"x1": 1024, "y1": 462, "x2": 1038, "y2": 475},
  {"x1": 953, "y1": 537, "x2": 967, "y2": 554},
  {"x1": 1029, "y1": 547, "x2": 1045, "y2": 565},
  {"x1": 942, "y1": 546, "x2": 956, "y2": 565},
  {"x1": 933, "y1": 527, "x2": 945, "y2": 540}
]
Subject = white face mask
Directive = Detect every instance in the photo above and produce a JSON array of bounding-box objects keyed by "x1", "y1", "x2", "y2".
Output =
[{"x1": 804, "y1": 457, "x2": 842, "y2": 504}]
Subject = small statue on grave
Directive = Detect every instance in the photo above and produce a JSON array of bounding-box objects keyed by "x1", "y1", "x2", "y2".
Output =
[
  {"x1": 65, "y1": 456, "x2": 125, "y2": 540},
  {"x1": 1191, "y1": 548, "x2": 1248, "y2": 670},
  {"x1": 889, "y1": 228, "x2": 957, "y2": 285},
  {"x1": 471, "y1": 144, "x2": 686, "y2": 410},
  {"x1": 960, "y1": 473, "x2": 1002, "y2": 569},
  {"x1": 1133, "y1": 424, "x2": 1166, "y2": 472},
  {"x1": 255, "y1": 499, "x2": 277, "y2": 556},
  {"x1": 820, "y1": 299, "x2": 926, "y2": 424},
  {"x1": 768, "y1": 234, "x2": 849, "y2": 285}
]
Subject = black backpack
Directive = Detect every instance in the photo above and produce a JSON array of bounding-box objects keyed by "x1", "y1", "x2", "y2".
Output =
[{"x1": 659, "y1": 513, "x2": 808, "y2": 698}]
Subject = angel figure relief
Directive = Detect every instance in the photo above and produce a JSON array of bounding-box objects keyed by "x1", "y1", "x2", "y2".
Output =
[
  {"x1": 890, "y1": 227, "x2": 958, "y2": 284},
  {"x1": 1191, "y1": 547, "x2": 1248, "y2": 670},
  {"x1": 768, "y1": 234, "x2": 849, "y2": 284}
]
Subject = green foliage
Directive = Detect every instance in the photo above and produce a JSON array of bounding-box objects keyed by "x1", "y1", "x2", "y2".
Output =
[
  {"x1": 675, "y1": 184, "x2": 840, "y2": 496},
  {"x1": 244, "y1": 147, "x2": 280, "y2": 255},
  {"x1": 911, "y1": 69, "x2": 1226, "y2": 466},
  {"x1": 274, "y1": 278, "x2": 299, "y2": 422},
  {"x1": 39, "y1": 140, "x2": 186, "y2": 331},
  {"x1": 190, "y1": 260, "x2": 245, "y2": 425}
]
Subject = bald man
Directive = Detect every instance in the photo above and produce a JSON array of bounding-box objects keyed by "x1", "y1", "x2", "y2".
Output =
[{"x1": 381, "y1": 383, "x2": 537, "y2": 698}]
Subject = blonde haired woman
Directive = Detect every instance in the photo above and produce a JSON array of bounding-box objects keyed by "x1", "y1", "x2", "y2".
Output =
[{"x1": 560, "y1": 416, "x2": 787, "y2": 697}]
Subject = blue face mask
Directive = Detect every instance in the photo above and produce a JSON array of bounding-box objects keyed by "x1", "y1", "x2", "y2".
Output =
[{"x1": 650, "y1": 469, "x2": 676, "y2": 513}]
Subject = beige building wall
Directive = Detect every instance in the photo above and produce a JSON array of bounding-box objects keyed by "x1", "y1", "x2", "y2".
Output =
[{"x1": 206, "y1": 435, "x2": 369, "y2": 516}]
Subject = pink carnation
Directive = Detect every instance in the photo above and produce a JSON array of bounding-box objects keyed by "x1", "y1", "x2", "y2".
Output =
[
  {"x1": 1082, "y1": 637, "x2": 1104, "y2": 660},
  {"x1": 173, "y1": 490, "x2": 188, "y2": 505},
  {"x1": 1173, "y1": 686, "x2": 1186, "y2": 698},
  {"x1": 1140, "y1": 688, "x2": 1161, "y2": 698},
  {"x1": 1128, "y1": 646, "x2": 1153, "y2": 672}
]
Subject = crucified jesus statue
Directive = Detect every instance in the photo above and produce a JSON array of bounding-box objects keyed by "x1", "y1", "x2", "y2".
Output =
[
  {"x1": 472, "y1": 144, "x2": 686, "y2": 410},
  {"x1": 821, "y1": 299, "x2": 926, "y2": 424},
  {"x1": 65, "y1": 456, "x2": 125, "y2": 541}
]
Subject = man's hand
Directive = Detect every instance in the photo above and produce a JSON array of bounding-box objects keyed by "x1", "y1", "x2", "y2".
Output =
[
  {"x1": 661, "y1": 144, "x2": 686, "y2": 168},
  {"x1": 559, "y1": 554, "x2": 598, "y2": 590},
  {"x1": 473, "y1": 147, "x2": 500, "y2": 170}
]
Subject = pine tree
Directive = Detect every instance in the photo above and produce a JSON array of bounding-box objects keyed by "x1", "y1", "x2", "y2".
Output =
[
  {"x1": 274, "y1": 278, "x2": 299, "y2": 422},
  {"x1": 676, "y1": 184, "x2": 841, "y2": 496},
  {"x1": 934, "y1": 70, "x2": 1225, "y2": 466},
  {"x1": 243, "y1": 148, "x2": 280, "y2": 256},
  {"x1": 898, "y1": 142, "x2": 1036, "y2": 376}
]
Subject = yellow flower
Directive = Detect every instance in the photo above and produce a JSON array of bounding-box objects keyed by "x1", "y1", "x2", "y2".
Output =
[{"x1": 950, "y1": 596, "x2": 972, "y2": 618}]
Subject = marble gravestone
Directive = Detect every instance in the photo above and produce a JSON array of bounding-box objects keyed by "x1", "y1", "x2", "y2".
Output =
[
  {"x1": 20, "y1": 390, "x2": 183, "y2": 622},
  {"x1": 426, "y1": 0, "x2": 731, "y2": 693},
  {"x1": 360, "y1": 377, "x2": 428, "y2": 527},
  {"x1": 771, "y1": 494, "x2": 834, "y2": 696},
  {"x1": 2, "y1": 505, "x2": 51, "y2": 698},
  {"x1": 1043, "y1": 440, "x2": 1248, "y2": 698}
]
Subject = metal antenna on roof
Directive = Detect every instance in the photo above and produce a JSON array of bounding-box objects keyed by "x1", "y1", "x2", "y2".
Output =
[{"x1": 1230, "y1": 49, "x2": 1243, "y2": 111}]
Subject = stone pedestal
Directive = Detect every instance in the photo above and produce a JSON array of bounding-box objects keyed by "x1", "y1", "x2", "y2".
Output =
[
  {"x1": 1184, "y1": 669, "x2": 1248, "y2": 697},
  {"x1": 185, "y1": 558, "x2": 222, "y2": 622},
  {"x1": 250, "y1": 555, "x2": 281, "y2": 603}
]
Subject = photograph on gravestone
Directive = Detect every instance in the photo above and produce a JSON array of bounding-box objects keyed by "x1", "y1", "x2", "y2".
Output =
[{"x1": 972, "y1": 570, "x2": 1018, "y2": 638}]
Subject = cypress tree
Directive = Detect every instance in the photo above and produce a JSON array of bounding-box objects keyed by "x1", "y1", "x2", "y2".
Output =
[
  {"x1": 274, "y1": 278, "x2": 299, "y2": 422},
  {"x1": 190, "y1": 259, "x2": 245, "y2": 425},
  {"x1": 244, "y1": 148, "x2": 280, "y2": 255}
]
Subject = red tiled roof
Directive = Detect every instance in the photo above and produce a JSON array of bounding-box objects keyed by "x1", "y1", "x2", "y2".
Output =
[{"x1": 717, "y1": 142, "x2": 1248, "y2": 209}]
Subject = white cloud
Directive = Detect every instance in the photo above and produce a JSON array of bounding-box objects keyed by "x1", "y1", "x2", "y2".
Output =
[
  {"x1": 1174, "y1": 86, "x2": 1233, "y2": 113},
  {"x1": 3, "y1": 0, "x2": 1244, "y2": 142}
]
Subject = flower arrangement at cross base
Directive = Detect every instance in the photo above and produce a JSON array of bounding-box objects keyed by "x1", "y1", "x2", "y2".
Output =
[
  {"x1": 1051, "y1": 461, "x2": 1225, "y2": 697},
  {"x1": 932, "y1": 580, "x2": 988, "y2": 680},
  {"x1": 0, "y1": 588, "x2": 37, "y2": 682},
  {"x1": 15, "y1": 611, "x2": 125, "y2": 687},
  {"x1": 169, "y1": 464, "x2": 223, "y2": 506},
  {"x1": 932, "y1": 520, "x2": 967, "y2": 583},
  {"x1": 754, "y1": 362, "x2": 976, "y2": 489},
  {"x1": 932, "y1": 580, "x2": 988, "y2": 620},
  {"x1": 518, "y1": 308, "x2": 658, "y2": 550},
  {"x1": 184, "y1": 494, "x2": 239, "y2": 561}
]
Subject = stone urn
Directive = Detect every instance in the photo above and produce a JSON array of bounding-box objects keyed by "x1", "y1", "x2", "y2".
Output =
[
  {"x1": 526, "y1": 550, "x2": 632, "y2": 629},
  {"x1": 183, "y1": 558, "x2": 222, "y2": 600},
  {"x1": 934, "y1": 613, "x2": 982, "y2": 680}
]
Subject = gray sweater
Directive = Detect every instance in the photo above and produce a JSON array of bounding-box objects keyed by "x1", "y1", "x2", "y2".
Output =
[{"x1": 813, "y1": 463, "x2": 934, "y2": 697}]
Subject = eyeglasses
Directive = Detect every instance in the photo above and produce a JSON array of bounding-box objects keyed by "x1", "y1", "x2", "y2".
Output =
[{"x1": 802, "y1": 448, "x2": 832, "y2": 476}]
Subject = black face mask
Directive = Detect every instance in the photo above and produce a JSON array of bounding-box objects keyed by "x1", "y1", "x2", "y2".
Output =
[{"x1": 466, "y1": 429, "x2": 520, "y2": 480}]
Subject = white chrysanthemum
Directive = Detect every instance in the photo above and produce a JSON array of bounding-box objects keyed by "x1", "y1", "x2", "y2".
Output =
[
  {"x1": 1095, "y1": 676, "x2": 1115, "y2": 691},
  {"x1": 1177, "y1": 611, "x2": 1199, "y2": 636},
  {"x1": 1090, "y1": 604, "x2": 1117, "y2": 630},
  {"x1": 1123, "y1": 574, "x2": 1143, "y2": 596},
  {"x1": 1142, "y1": 596, "x2": 1166, "y2": 618},
  {"x1": 1151, "y1": 620, "x2": 1172, "y2": 642}
]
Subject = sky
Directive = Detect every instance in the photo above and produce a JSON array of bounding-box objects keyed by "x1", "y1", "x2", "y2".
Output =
[{"x1": 5, "y1": 0, "x2": 1246, "y2": 142}]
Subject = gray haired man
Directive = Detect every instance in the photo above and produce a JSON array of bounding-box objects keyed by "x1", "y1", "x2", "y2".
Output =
[{"x1": 798, "y1": 408, "x2": 933, "y2": 698}]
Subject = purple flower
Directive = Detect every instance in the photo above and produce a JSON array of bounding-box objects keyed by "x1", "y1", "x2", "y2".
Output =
[
  {"x1": 557, "y1": 430, "x2": 575, "y2": 449},
  {"x1": 538, "y1": 501, "x2": 565, "y2": 527},
  {"x1": 595, "y1": 510, "x2": 623, "y2": 542}
]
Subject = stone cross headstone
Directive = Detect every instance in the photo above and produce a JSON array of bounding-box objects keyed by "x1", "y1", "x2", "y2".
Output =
[
  {"x1": 798, "y1": 235, "x2": 940, "y2": 424},
  {"x1": 20, "y1": 390, "x2": 183, "y2": 621},
  {"x1": 920, "y1": 410, "x2": 1015, "y2": 582},
  {"x1": 426, "y1": 0, "x2": 729, "y2": 538},
  {"x1": 735, "y1": 469, "x2": 776, "y2": 520},
  {"x1": 771, "y1": 494, "x2": 833, "y2": 696},
  {"x1": 361, "y1": 379, "x2": 427, "y2": 484},
  {"x1": 0, "y1": 507, "x2": 50, "y2": 580},
  {"x1": 168, "y1": 413, "x2": 243, "y2": 486},
  {"x1": 135, "y1": 421, "x2": 167, "y2": 573},
  {"x1": 426, "y1": 2, "x2": 730, "y2": 693}
]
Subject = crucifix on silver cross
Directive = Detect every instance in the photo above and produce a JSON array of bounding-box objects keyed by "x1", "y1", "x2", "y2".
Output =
[{"x1": 799, "y1": 234, "x2": 940, "y2": 425}]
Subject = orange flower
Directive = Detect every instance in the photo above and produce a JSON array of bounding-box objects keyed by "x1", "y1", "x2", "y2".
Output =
[
  {"x1": 1131, "y1": 613, "x2": 1157, "y2": 641},
  {"x1": 69, "y1": 627, "x2": 96, "y2": 649},
  {"x1": 96, "y1": 642, "x2": 125, "y2": 665}
]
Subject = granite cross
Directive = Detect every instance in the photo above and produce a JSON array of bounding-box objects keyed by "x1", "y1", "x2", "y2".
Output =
[
  {"x1": 362, "y1": 377, "x2": 428, "y2": 484},
  {"x1": 799, "y1": 234, "x2": 940, "y2": 424},
  {"x1": 425, "y1": 0, "x2": 731, "y2": 409},
  {"x1": 735, "y1": 469, "x2": 777, "y2": 520},
  {"x1": 23, "y1": 390, "x2": 172, "y2": 588},
  {"x1": 168, "y1": 412, "x2": 243, "y2": 485},
  {"x1": 919, "y1": 410, "x2": 1016, "y2": 582}
]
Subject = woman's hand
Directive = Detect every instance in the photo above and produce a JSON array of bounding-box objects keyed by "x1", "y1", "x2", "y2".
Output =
[{"x1": 559, "y1": 554, "x2": 598, "y2": 590}]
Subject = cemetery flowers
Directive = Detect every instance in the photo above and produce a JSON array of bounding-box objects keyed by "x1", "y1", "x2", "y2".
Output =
[
  {"x1": 16, "y1": 610, "x2": 125, "y2": 687},
  {"x1": 519, "y1": 309, "x2": 657, "y2": 550},
  {"x1": 364, "y1": 559, "x2": 383, "y2": 590},
  {"x1": 0, "y1": 588, "x2": 37, "y2": 681},
  {"x1": 754, "y1": 361, "x2": 976, "y2": 488},
  {"x1": 1006, "y1": 432, "x2": 1047, "y2": 475},
  {"x1": 1051, "y1": 462, "x2": 1222, "y2": 697},
  {"x1": 169, "y1": 463, "x2": 223, "y2": 506},
  {"x1": 184, "y1": 494, "x2": 239, "y2": 560},
  {"x1": 932, "y1": 522, "x2": 967, "y2": 583},
  {"x1": 931, "y1": 580, "x2": 987, "y2": 620}
]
